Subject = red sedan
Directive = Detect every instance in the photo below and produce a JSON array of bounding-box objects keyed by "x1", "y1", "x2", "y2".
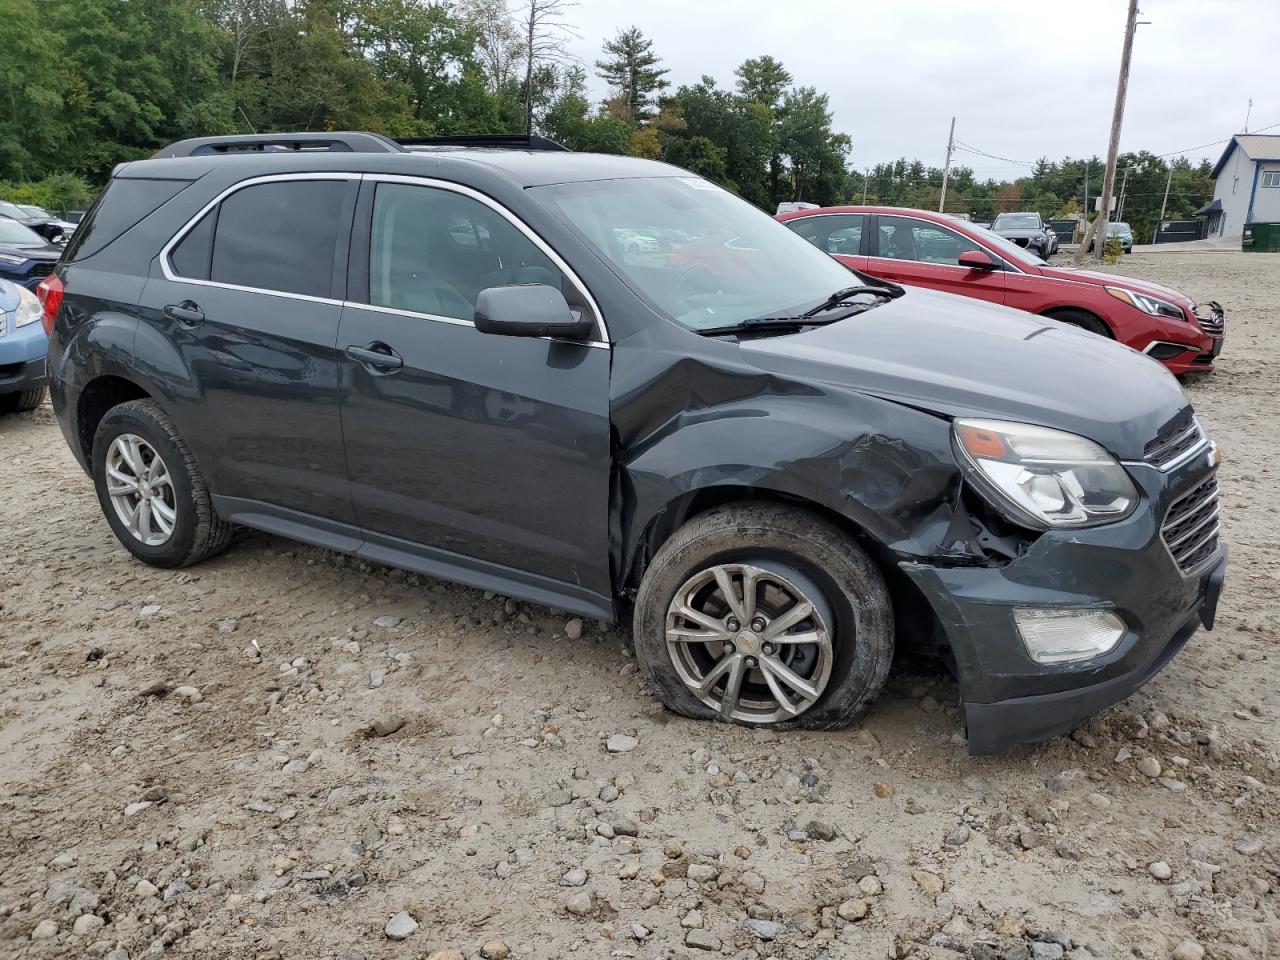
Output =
[{"x1": 776, "y1": 206, "x2": 1224, "y2": 375}]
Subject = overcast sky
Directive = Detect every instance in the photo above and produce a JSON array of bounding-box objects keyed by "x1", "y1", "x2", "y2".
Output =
[{"x1": 563, "y1": 0, "x2": 1279, "y2": 182}]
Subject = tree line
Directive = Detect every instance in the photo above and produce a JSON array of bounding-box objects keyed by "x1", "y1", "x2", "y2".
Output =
[{"x1": 1, "y1": 0, "x2": 1215, "y2": 243}]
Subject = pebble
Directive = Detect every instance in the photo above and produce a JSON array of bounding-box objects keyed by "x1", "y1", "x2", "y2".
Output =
[
  {"x1": 172, "y1": 685, "x2": 202, "y2": 702},
  {"x1": 1159, "y1": 777, "x2": 1187, "y2": 793},
  {"x1": 1236, "y1": 837, "x2": 1265, "y2": 856},
  {"x1": 124, "y1": 801, "x2": 153, "y2": 817},
  {"x1": 369, "y1": 668, "x2": 387, "y2": 689},
  {"x1": 913, "y1": 871, "x2": 944, "y2": 895},
  {"x1": 606, "y1": 734, "x2": 637, "y2": 753},
  {"x1": 631, "y1": 922, "x2": 652, "y2": 940},
  {"x1": 560, "y1": 867, "x2": 588, "y2": 887},
  {"x1": 1137, "y1": 756, "x2": 1162, "y2": 777},
  {"x1": 1086, "y1": 792, "x2": 1112, "y2": 808},
  {"x1": 31, "y1": 919, "x2": 58, "y2": 940},
  {"x1": 135, "y1": 879, "x2": 159, "y2": 898},
  {"x1": 873, "y1": 780, "x2": 895, "y2": 798},
  {"x1": 72, "y1": 914, "x2": 105, "y2": 936},
  {"x1": 685, "y1": 929, "x2": 721, "y2": 951},
  {"x1": 743, "y1": 918, "x2": 785, "y2": 940},
  {"x1": 1030, "y1": 944, "x2": 1065, "y2": 960},
  {"x1": 374, "y1": 615, "x2": 402, "y2": 628},
  {"x1": 565, "y1": 618, "x2": 584, "y2": 640},
  {"x1": 564, "y1": 890, "x2": 592, "y2": 916},
  {"x1": 480, "y1": 938, "x2": 510, "y2": 960},
  {"x1": 385, "y1": 911, "x2": 418, "y2": 940},
  {"x1": 218, "y1": 617, "x2": 238, "y2": 633},
  {"x1": 427, "y1": 951, "x2": 465, "y2": 960},
  {"x1": 837, "y1": 899, "x2": 869, "y2": 921},
  {"x1": 371, "y1": 715, "x2": 405, "y2": 737},
  {"x1": 1171, "y1": 941, "x2": 1205, "y2": 960},
  {"x1": 1149, "y1": 860, "x2": 1172, "y2": 881},
  {"x1": 687, "y1": 863, "x2": 718, "y2": 883},
  {"x1": 858, "y1": 875, "x2": 883, "y2": 896},
  {"x1": 945, "y1": 824, "x2": 971, "y2": 846}
]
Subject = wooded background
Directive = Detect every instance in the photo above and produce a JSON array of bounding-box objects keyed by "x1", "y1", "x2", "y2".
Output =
[{"x1": 0, "y1": 0, "x2": 1215, "y2": 243}]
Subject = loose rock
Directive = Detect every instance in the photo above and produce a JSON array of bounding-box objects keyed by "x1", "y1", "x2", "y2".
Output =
[{"x1": 385, "y1": 911, "x2": 418, "y2": 940}]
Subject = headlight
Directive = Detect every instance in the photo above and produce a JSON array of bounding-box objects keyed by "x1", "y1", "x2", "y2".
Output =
[
  {"x1": 1104, "y1": 286, "x2": 1183, "y2": 319},
  {"x1": 0, "y1": 253, "x2": 26, "y2": 265},
  {"x1": 14, "y1": 285, "x2": 42, "y2": 327},
  {"x1": 953, "y1": 419, "x2": 1138, "y2": 529}
]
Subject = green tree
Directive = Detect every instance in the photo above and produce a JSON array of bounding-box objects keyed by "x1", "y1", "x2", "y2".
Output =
[
  {"x1": 0, "y1": 0, "x2": 68, "y2": 179},
  {"x1": 595, "y1": 26, "x2": 669, "y2": 126}
]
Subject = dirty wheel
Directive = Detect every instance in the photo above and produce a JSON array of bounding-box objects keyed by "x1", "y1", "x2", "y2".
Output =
[
  {"x1": 91, "y1": 399, "x2": 234, "y2": 568},
  {"x1": 633, "y1": 503, "x2": 893, "y2": 730}
]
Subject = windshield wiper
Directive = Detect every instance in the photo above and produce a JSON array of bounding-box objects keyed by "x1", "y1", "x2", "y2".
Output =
[
  {"x1": 695, "y1": 316, "x2": 814, "y2": 337},
  {"x1": 801, "y1": 282, "x2": 904, "y2": 317}
]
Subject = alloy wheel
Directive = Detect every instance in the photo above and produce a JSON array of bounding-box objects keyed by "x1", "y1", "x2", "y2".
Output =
[
  {"x1": 106, "y1": 434, "x2": 178, "y2": 546},
  {"x1": 664, "y1": 562, "x2": 834, "y2": 723}
]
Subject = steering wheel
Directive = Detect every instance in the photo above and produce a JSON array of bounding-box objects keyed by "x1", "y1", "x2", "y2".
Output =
[{"x1": 671, "y1": 262, "x2": 720, "y2": 308}]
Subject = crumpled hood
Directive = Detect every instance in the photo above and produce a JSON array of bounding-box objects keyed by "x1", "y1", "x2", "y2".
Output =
[
  {"x1": 994, "y1": 228, "x2": 1045, "y2": 240},
  {"x1": 737, "y1": 286, "x2": 1187, "y2": 459},
  {"x1": 0, "y1": 241, "x2": 61, "y2": 261},
  {"x1": 1036, "y1": 264, "x2": 1193, "y2": 307}
]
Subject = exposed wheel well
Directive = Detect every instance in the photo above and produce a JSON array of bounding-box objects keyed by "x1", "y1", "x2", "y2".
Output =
[
  {"x1": 76, "y1": 376, "x2": 151, "y2": 464},
  {"x1": 1041, "y1": 306, "x2": 1114, "y2": 339},
  {"x1": 625, "y1": 486, "x2": 948, "y2": 664}
]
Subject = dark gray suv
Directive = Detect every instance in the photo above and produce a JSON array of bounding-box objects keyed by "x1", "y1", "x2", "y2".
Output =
[{"x1": 44, "y1": 133, "x2": 1225, "y2": 753}]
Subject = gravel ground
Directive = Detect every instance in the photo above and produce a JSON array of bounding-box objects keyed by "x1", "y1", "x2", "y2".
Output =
[{"x1": 1, "y1": 252, "x2": 1276, "y2": 960}]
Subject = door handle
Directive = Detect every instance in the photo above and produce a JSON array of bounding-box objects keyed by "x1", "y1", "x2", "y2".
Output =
[
  {"x1": 345, "y1": 342, "x2": 403, "y2": 372},
  {"x1": 164, "y1": 301, "x2": 204, "y2": 327}
]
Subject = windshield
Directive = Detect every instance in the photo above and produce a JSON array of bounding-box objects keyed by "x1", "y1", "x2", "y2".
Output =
[
  {"x1": 0, "y1": 219, "x2": 45, "y2": 245},
  {"x1": 19, "y1": 205, "x2": 50, "y2": 218},
  {"x1": 992, "y1": 213, "x2": 1041, "y2": 230},
  {"x1": 531, "y1": 176, "x2": 866, "y2": 331},
  {"x1": 1109, "y1": 222, "x2": 1131, "y2": 234},
  {"x1": 969, "y1": 224, "x2": 1048, "y2": 267},
  {"x1": 0, "y1": 201, "x2": 29, "y2": 219}
]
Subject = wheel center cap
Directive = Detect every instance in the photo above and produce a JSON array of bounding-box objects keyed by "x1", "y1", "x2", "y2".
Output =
[
  {"x1": 139, "y1": 482, "x2": 152, "y2": 498},
  {"x1": 733, "y1": 631, "x2": 761, "y2": 654}
]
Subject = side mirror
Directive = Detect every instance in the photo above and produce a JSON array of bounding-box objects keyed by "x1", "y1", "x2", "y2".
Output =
[
  {"x1": 957, "y1": 250, "x2": 998, "y2": 271},
  {"x1": 473, "y1": 284, "x2": 594, "y2": 340}
]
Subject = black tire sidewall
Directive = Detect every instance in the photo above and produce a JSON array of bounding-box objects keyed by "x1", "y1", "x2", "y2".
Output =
[
  {"x1": 91, "y1": 404, "x2": 200, "y2": 567},
  {"x1": 632, "y1": 505, "x2": 893, "y2": 730}
]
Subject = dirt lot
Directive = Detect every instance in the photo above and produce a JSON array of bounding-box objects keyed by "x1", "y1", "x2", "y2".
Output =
[{"x1": 1, "y1": 251, "x2": 1276, "y2": 960}]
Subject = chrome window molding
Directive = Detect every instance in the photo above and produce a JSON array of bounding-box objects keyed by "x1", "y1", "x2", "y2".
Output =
[{"x1": 158, "y1": 171, "x2": 611, "y2": 349}]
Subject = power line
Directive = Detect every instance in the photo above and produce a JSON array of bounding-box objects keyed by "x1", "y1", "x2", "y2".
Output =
[{"x1": 1154, "y1": 118, "x2": 1280, "y2": 159}]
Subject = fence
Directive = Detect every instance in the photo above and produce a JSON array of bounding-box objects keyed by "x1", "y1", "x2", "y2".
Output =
[{"x1": 1153, "y1": 220, "x2": 1207, "y2": 244}]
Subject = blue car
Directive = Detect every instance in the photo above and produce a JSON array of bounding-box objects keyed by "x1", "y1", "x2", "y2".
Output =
[
  {"x1": 0, "y1": 277, "x2": 48, "y2": 413},
  {"x1": 0, "y1": 217, "x2": 61, "y2": 290}
]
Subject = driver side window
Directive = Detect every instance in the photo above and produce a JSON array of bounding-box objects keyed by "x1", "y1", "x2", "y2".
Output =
[
  {"x1": 877, "y1": 215, "x2": 980, "y2": 266},
  {"x1": 369, "y1": 182, "x2": 567, "y2": 321}
]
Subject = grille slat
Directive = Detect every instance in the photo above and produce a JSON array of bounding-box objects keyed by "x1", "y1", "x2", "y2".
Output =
[
  {"x1": 1161, "y1": 473, "x2": 1221, "y2": 575},
  {"x1": 1193, "y1": 302, "x2": 1225, "y2": 336},
  {"x1": 1144, "y1": 417, "x2": 1209, "y2": 472}
]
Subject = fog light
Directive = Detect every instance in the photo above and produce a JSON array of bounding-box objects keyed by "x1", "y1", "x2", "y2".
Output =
[{"x1": 1013, "y1": 608, "x2": 1126, "y2": 664}]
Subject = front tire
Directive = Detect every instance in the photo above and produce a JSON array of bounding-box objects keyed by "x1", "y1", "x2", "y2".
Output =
[
  {"x1": 632, "y1": 503, "x2": 894, "y2": 730},
  {"x1": 91, "y1": 399, "x2": 234, "y2": 568},
  {"x1": 1044, "y1": 307, "x2": 1113, "y2": 338},
  {"x1": 0, "y1": 387, "x2": 46, "y2": 414}
]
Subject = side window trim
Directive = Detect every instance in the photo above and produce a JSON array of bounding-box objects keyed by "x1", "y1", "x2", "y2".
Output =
[
  {"x1": 160, "y1": 172, "x2": 361, "y2": 306},
  {"x1": 351, "y1": 174, "x2": 609, "y2": 348}
]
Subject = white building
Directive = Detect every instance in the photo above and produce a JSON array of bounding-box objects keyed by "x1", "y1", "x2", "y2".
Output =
[{"x1": 1199, "y1": 133, "x2": 1280, "y2": 237}]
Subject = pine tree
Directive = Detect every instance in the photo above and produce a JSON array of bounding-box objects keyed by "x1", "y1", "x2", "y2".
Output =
[{"x1": 594, "y1": 26, "x2": 669, "y2": 126}]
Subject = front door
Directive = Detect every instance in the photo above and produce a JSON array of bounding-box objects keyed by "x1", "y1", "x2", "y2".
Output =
[
  {"x1": 140, "y1": 175, "x2": 358, "y2": 524},
  {"x1": 867, "y1": 214, "x2": 1007, "y2": 305},
  {"x1": 336, "y1": 178, "x2": 613, "y2": 612}
]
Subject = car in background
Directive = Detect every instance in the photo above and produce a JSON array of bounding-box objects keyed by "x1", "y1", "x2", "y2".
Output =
[
  {"x1": 777, "y1": 205, "x2": 1224, "y2": 375},
  {"x1": 1090, "y1": 221, "x2": 1134, "y2": 254},
  {"x1": 0, "y1": 219, "x2": 62, "y2": 290},
  {"x1": 990, "y1": 211, "x2": 1054, "y2": 258},
  {"x1": 0, "y1": 200, "x2": 66, "y2": 243},
  {"x1": 776, "y1": 201, "x2": 819, "y2": 215},
  {"x1": 16, "y1": 204, "x2": 78, "y2": 240},
  {"x1": 0, "y1": 277, "x2": 49, "y2": 413}
]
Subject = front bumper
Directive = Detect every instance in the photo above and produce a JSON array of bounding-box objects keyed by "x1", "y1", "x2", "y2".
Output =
[
  {"x1": 0, "y1": 316, "x2": 50, "y2": 394},
  {"x1": 901, "y1": 459, "x2": 1226, "y2": 754}
]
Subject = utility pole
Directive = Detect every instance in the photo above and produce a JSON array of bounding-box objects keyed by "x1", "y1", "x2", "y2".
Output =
[
  {"x1": 1116, "y1": 166, "x2": 1131, "y2": 220},
  {"x1": 1153, "y1": 167, "x2": 1173, "y2": 243},
  {"x1": 938, "y1": 116, "x2": 956, "y2": 213},
  {"x1": 862, "y1": 167, "x2": 870, "y2": 204},
  {"x1": 1078, "y1": 0, "x2": 1140, "y2": 264},
  {"x1": 1245, "y1": 97, "x2": 1253, "y2": 132}
]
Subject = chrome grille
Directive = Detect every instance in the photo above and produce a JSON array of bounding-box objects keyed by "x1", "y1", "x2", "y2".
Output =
[
  {"x1": 1161, "y1": 473, "x2": 1221, "y2": 575},
  {"x1": 1144, "y1": 416, "x2": 1209, "y2": 471},
  {"x1": 1193, "y1": 301, "x2": 1225, "y2": 336}
]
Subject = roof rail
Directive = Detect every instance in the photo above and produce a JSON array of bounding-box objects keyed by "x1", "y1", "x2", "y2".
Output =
[
  {"x1": 152, "y1": 132, "x2": 405, "y2": 159},
  {"x1": 396, "y1": 134, "x2": 569, "y2": 152}
]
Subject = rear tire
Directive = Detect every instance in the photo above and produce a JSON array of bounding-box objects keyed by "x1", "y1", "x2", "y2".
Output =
[
  {"x1": 1044, "y1": 307, "x2": 1113, "y2": 338},
  {"x1": 91, "y1": 399, "x2": 234, "y2": 568},
  {"x1": 632, "y1": 503, "x2": 894, "y2": 730},
  {"x1": 0, "y1": 387, "x2": 46, "y2": 414}
]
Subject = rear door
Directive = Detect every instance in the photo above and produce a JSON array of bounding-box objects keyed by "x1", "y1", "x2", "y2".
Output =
[
  {"x1": 867, "y1": 214, "x2": 1006, "y2": 305},
  {"x1": 782, "y1": 213, "x2": 869, "y2": 271},
  {"x1": 140, "y1": 174, "x2": 358, "y2": 525},
  {"x1": 336, "y1": 177, "x2": 613, "y2": 613}
]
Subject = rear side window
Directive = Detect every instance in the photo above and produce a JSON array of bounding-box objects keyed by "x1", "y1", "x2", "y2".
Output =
[
  {"x1": 168, "y1": 179, "x2": 348, "y2": 298},
  {"x1": 64, "y1": 177, "x2": 192, "y2": 262},
  {"x1": 784, "y1": 214, "x2": 864, "y2": 255}
]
